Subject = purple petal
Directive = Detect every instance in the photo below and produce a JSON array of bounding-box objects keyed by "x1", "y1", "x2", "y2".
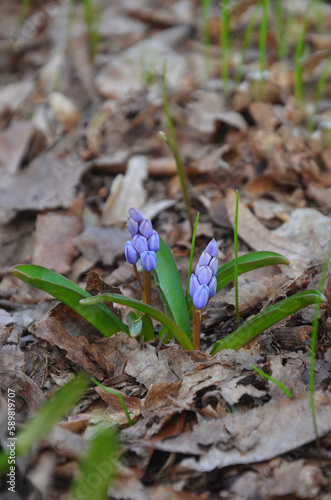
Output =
[
  {"x1": 198, "y1": 250, "x2": 211, "y2": 267},
  {"x1": 189, "y1": 273, "x2": 199, "y2": 299},
  {"x1": 125, "y1": 241, "x2": 139, "y2": 265},
  {"x1": 196, "y1": 265, "x2": 212, "y2": 286},
  {"x1": 132, "y1": 234, "x2": 148, "y2": 254},
  {"x1": 205, "y1": 238, "x2": 218, "y2": 257},
  {"x1": 209, "y1": 257, "x2": 218, "y2": 276},
  {"x1": 127, "y1": 217, "x2": 139, "y2": 237},
  {"x1": 208, "y1": 276, "x2": 217, "y2": 297},
  {"x1": 148, "y1": 230, "x2": 160, "y2": 252},
  {"x1": 193, "y1": 284, "x2": 209, "y2": 310},
  {"x1": 140, "y1": 251, "x2": 157, "y2": 271},
  {"x1": 139, "y1": 218, "x2": 153, "y2": 239},
  {"x1": 129, "y1": 207, "x2": 144, "y2": 222}
]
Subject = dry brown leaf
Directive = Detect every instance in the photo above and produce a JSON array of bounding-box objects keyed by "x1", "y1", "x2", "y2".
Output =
[
  {"x1": 74, "y1": 226, "x2": 128, "y2": 266},
  {"x1": 153, "y1": 392, "x2": 331, "y2": 472},
  {"x1": 48, "y1": 92, "x2": 80, "y2": 131},
  {"x1": 102, "y1": 155, "x2": 148, "y2": 225},
  {"x1": 0, "y1": 152, "x2": 88, "y2": 224},
  {"x1": 32, "y1": 201, "x2": 83, "y2": 274},
  {"x1": 29, "y1": 303, "x2": 108, "y2": 376},
  {"x1": 225, "y1": 189, "x2": 313, "y2": 274},
  {"x1": 248, "y1": 102, "x2": 280, "y2": 130},
  {"x1": 0, "y1": 121, "x2": 36, "y2": 175}
]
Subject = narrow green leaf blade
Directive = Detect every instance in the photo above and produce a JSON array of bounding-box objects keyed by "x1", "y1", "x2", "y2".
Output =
[
  {"x1": 68, "y1": 426, "x2": 120, "y2": 500},
  {"x1": 153, "y1": 238, "x2": 191, "y2": 337},
  {"x1": 80, "y1": 293, "x2": 194, "y2": 350},
  {"x1": 216, "y1": 251, "x2": 290, "y2": 292},
  {"x1": 11, "y1": 265, "x2": 127, "y2": 336},
  {"x1": 0, "y1": 374, "x2": 90, "y2": 473},
  {"x1": 210, "y1": 290, "x2": 326, "y2": 354}
]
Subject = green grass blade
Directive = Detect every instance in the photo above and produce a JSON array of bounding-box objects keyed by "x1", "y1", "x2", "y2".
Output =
[
  {"x1": 251, "y1": 364, "x2": 293, "y2": 397},
  {"x1": 216, "y1": 251, "x2": 290, "y2": 292},
  {"x1": 11, "y1": 265, "x2": 127, "y2": 336},
  {"x1": 210, "y1": 290, "x2": 326, "y2": 354},
  {"x1": 234, "y1": 191, "x2": 240, "y2": 327},
  {"x1": 186, "y1": 212, "x2": 199, "y2": 298},
  {"x1": 153, "y1": 238, "x2": 191, "y2": 338},
  {"x1": 80, "y1": 294, "x2": 194, "y2": 350},
  {"x1": 68, "y1": 426, "x2": 120, "y2": 500},
  {"x1": 309, "y1": 240, "x2": 331, "y2": 458},
  {"x1": 162, "y1": 61, "x2": 193, "y2": 232},
  {"x1": 220, "y1": 0, "x2": 230, "y2": 94},
  {"x1": 92, "y1": 378, "x2": 133, "y2": 426},
  {"x1": 0, "y1": 374, "x2": 90, "y2": 473}
]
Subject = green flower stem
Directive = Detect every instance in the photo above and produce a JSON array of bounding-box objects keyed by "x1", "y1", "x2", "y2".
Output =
[
  {"x1": 133, "y1": 264, "x2": 143, "y2": 291},
  {"x1": 143, "y1": 270, "x2": 151, "y2": 305},
  {"x1": 192, "y1": 306, "x2": 201, "y2": 350}
]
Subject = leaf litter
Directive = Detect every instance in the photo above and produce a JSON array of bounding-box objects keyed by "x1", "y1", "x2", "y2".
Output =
[{"x1": 0, "y1": 1, "x2": 331, "y2": 499}]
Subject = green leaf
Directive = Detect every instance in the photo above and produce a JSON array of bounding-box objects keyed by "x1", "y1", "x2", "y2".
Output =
[
  {"x1": 0, "y1": 373, "x2": 90, "y2": 473},
  {"x1": 216, "y1": 251, "x2": 290, "y2": 292},
  {"x1": 127, "y1": 311, "x2": 143, "y2": 337},
  {"x1": 153, "y1": 238, "x2": 191, "y2": 338},
  {"x1": 210, "y1": 290, "x2": 326, "y2": 355},
  {"x1": 68, "y1": 426, "x2": 120, "y2": 500},
  {"x1": 141, "y1": 314, "x2": 155, "y2": 342},
  {"x1": 11, "y1": 265, "x2": 127, "y2": 337},
  {"x1": 80, "y1": 293, "x2": 194, "y2": 350}
]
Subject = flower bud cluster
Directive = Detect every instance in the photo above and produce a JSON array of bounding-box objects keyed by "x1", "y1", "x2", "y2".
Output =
[
  {"x1": 189, "y1": 239, "x2": 218, "y2": 310},
  {"x1": 125, "y1": 208, "x2": 160, "y2": 271}
]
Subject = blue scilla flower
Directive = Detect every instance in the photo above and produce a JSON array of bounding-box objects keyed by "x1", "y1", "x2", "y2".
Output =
[
  {"x1": 125, "y1": 208, "x2": 160, "y2": 271},
  {"x1": 189, "y1": 239, "x2": 219, "y2": 310}
]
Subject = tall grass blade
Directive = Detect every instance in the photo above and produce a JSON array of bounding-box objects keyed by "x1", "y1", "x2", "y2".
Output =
[
  {"x1": 220, "y1": 0, "x2": 230, "y2": 94},
  {"x1": 68, "y1": 426, "x2": 120, "y2": 500},
  {"x1": 161, "y1": 61, "x2": 193, "y2": 233},
  {"x1": 251, "y1": 364, "x2": 293, "y2": 397},
  {"x1": 234, "y1": 191, "x2": 240, "y2": 327},
  {"x1": 0, "y1": 374, "x2": 90, "y2": 473},
  {"x1": 186, "y1": 213, "x2": 200, "y2": 298},
  {"x1": 92, "y1": 379, "x2": 133, "y2": 426},
  {"x1": 309, "y1": 241, "x2": 331, "y2": 461}
]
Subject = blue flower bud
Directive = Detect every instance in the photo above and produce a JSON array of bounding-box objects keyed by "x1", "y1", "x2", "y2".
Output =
[
  {"x1": 209, "y1": 256, "x2": 218, "y2": 276},
  {"x1": 198, "y1": 250, "x2": 211, "y2": 267},
  {"x1": 189, "y1": 273, "x2": 199, "y2": 298},
  {"x1": 139, "y1": 218, "x2": 153, "y2": 239},
  {"x1": 148, "y1": 230, "x2": 160, "y2": 252},
  {"x1": 193, "y1": 284, "x2": 209, "y2": 310},
  {"x1": 205, "y1": 238, "x2": 218, "y2": 257},
  {"x1": 129, "y1": 207, "x2": 144, "y2": 223},
  {"x1": 197, "y1": 265, "x2": 212, "y2": 286},
  {"x1": 132, "y1": 234, "x2": 148, "y2": 254},
  {"x1": 140, "y1": 250, "x2": 157, "y2": 271},
  {"x1": 208, "y1": 275, "x2": 217, "y2": 297},
  {"x1": 125, "y1": 241, "x2": 139, "y2": 265},
  {"x1": 127, "y1": 217, "x2": 139, "y2": 237}
]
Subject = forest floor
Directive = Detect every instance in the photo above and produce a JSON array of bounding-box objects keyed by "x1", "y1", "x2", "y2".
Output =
[{"x1": 0, "y1": 1, "x2": 331, "y2": 499}]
